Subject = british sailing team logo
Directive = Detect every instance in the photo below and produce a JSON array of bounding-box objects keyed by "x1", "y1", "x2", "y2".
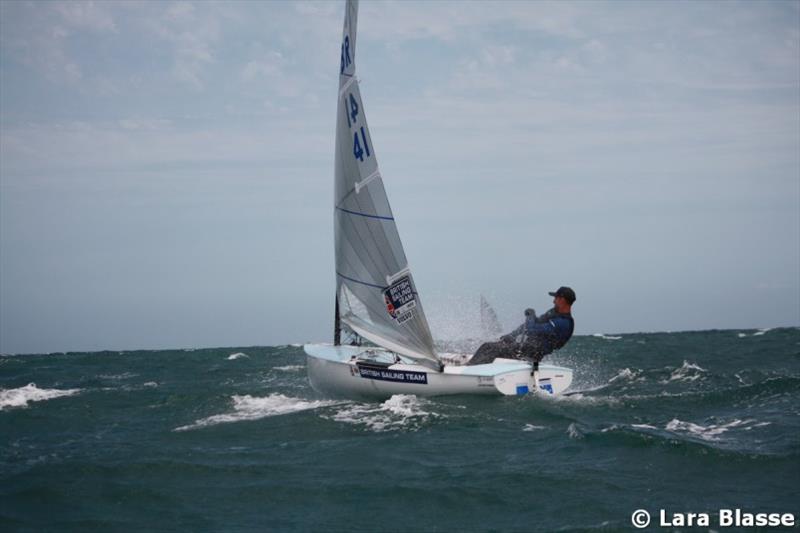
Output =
[{"x1": 383, "y1": 276, "x2": 417, "y2": 325}]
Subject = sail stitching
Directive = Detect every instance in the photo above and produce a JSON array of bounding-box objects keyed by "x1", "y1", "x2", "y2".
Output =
[{"x1": 336, "y1": 206, "x2": 394, "y2": 221}]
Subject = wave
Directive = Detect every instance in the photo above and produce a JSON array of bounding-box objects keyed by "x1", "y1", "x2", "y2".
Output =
[
  {"x1": 0, "y1": 383, "x2": 82, "y2": 411},
  {"x1": 273, "y1": 365, "x2": 304, "y2": 372},
  {"x1": 592, "y1": 333, "x2": 622, "y2": 340},
  {"x1": 523, "y1": 423, "x2": 547, "y2": 432},
  {"x1": 578, "y1": 418, "x2": 787, "y2": 458},
  {"x1": 660, "y1": 360, "x2": 707, "y2": 384},
  {"x1": 324, "y1": 394, "x2": 442, "y2": 432},
  {"x1": 227, "y1": 352, "x2": 249, "y2": 360},
  {"x1": 174, "y1": 394, "x2": 341, "y2": 431},
  {"x1": 738, "y1": 328, "x2": 774, "y2": 338},
  {"x1": 607, "y1": 367, "x2": 645, "y2": 384}
]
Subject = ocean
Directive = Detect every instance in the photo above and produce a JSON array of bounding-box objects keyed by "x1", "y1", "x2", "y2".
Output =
[{"x1": 2, "y1": 328, "x2": 798, "y2": 532}]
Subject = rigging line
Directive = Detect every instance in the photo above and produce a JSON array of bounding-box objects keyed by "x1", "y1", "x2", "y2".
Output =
[
  {"x1": 336, "y1": 206, "x2": 394, "y2": 221},
  {"x1": 336, "y1": 271, "x2": 387, "y2": 290}
]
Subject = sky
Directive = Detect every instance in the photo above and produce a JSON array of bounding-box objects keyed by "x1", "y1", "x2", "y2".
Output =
[{"x1": 1, "y1": 1, "x2": 798, "y2": 354}]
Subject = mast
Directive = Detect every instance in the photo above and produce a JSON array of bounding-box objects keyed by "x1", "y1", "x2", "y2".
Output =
[{"x1": 334, "y1": 295, "x2": 341, "y2": 345}]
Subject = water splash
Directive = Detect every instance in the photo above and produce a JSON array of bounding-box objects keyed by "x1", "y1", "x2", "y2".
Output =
[{"x1": 325, "y1": 394, "x2": 442, "y2": 432}]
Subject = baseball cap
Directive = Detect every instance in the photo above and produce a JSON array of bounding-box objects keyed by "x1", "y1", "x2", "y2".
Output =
[{"x1": 549, "y1": 286, "x2": 576, "y2": 304}]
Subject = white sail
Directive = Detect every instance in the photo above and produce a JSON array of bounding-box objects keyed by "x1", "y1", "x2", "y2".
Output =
[
  {"x1": 333, "y1": 0, "x2": 439, "y2": 369},
  {"x1": 480, "y1": 295, "x2": 503, "y2": 338}
]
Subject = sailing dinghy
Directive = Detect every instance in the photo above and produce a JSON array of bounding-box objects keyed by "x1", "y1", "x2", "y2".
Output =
[{"x1": 304, "y1": 0, "x2": 573, "y2": 399}]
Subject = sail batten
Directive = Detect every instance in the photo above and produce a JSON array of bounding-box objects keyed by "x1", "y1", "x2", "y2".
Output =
[{"x1": 333, "y1": 0, "x2": 438, "y2": 366}]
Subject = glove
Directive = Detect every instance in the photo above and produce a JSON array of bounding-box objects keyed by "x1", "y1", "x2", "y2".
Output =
[
  {"x1": 500, "y1": 334, "x2": 515, "y2": 343},
  {"x1": 524, "y1": 308, "x2": 536, "y2": 317}
]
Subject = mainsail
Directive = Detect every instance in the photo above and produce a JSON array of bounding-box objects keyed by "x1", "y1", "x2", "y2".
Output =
[{"x1": 333, "y1": 0, "x2": 439, "y2": 369}]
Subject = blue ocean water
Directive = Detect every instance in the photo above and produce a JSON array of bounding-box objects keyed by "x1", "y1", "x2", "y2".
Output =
[{"x1": 2, "y1": 328, "x2": 799, "y2": 531}]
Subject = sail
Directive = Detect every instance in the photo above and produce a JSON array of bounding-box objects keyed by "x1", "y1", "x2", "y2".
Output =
[
  {"x1": 480, "y1": 295, "x2": 503, "y2": 338},
  {"x1": 333, "y1": 0, "x2": 439, "y2": 369}
]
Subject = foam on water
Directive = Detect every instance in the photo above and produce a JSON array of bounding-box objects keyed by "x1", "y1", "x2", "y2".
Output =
[
  {"x1": 608, "y1": 368, "x2": 644, "y2": 384},
  {"x1": 227, "y1": 352, "x2": 249, "y2": 360},
  {"x1": 0, "y1": 383, "x2": 82, "y2": 410},
  {"x1": 664, "y1": 418, "x2": 761, "y2": 442},
  {"x1": 738, "y1": 328, "x2": 774, "y2": 338},
  {"x1": 98, "y1": 372, "x2": 138, "y2": 380},
  {"x1": 567, "y1": 422, "x2": 585, "y2": 440},
  {"x1": 593, "y1": 333, "x2": 622, "y2": 340},
  {"x1": 325, "y1": 394, "x2": 441, "y2": 432},
  {"x1": 523, "y1": 424, "x2": 547, "y2": 432},
  {"x1": 174, "y1": 394, "x2": 341, "y2": 431},
  {"x1": 662, "y1": 360, "x2": 707, "y2": 383},
  {"x1": 274, "y1": 365, "x2": 304, "y2": 372}
]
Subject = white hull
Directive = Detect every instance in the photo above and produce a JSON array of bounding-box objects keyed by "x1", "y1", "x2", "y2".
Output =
[{"x1": 304, "y1": 344, "x2": 572, "y2": 399}]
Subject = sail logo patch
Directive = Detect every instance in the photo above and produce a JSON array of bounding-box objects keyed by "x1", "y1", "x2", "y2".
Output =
[
  {"x1": 356, "y1": 363, "x2": 428, "y2": 385},
  {"x1": 383, "y1": 276, "x2": 417, "y2": 324}
]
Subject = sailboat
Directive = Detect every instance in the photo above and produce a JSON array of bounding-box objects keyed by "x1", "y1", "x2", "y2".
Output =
[
  {"x1": 304, "y1": 0, "x2": 573, "y2": 399},
  {"x1": 480, "y1": 295, "x2": 503, "y2": 339}
]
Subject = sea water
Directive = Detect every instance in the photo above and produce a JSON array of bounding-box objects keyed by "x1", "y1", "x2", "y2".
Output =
[{"x1": 1, "y1": 328, "x2": 798, "y2": 531}]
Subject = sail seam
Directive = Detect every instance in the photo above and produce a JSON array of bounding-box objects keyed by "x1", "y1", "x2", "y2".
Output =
[{"x1": 336, "y1": 206, "x2": 394, "y2": 221}]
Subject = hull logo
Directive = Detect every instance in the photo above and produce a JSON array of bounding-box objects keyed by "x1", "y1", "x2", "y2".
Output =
[{"x1": 356, "y1": 363, "x2": 428, "y2": 385}]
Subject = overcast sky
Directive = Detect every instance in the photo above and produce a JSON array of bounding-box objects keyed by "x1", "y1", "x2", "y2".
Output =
[{"x1": 1, "y1": 1, "x2": 798, "y2": 354}]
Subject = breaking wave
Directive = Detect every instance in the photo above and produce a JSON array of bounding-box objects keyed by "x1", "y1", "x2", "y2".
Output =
[
  {"x1": 324, "y1": 394, "x2": 442, "y2": 432},
  {"x1": 174, "y1": 394, "x2": 341, "y2": 431},
  {"x1": 0, "y1": 383, "x2": 82, "y2": 411}
]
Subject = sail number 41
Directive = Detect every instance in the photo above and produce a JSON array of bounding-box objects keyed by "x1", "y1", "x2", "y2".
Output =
[{"x1": 345, "y1": 92, "x2": 371, "y2": 162}]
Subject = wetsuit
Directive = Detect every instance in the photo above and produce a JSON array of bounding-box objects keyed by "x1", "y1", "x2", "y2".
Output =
[{"x1": 467, "y1": 308, "x2": 574, "y2": 365}]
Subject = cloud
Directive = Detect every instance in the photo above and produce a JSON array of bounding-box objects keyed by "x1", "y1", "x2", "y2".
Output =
[
  {"x1": 52, "y1": 1, "x2": 117, "y2": 32},
  {"x1": 0, "y1": 1, "x2": 120, "y2": 85},
  {"x1": 241, "y1": 52, "x2": 285, "y2": 82},
  {"x1": 144, "y1": 2, "x2": 222, "y2": 89}
]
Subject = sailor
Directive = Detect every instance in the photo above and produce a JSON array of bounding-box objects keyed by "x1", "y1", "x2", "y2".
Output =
[{"x1": 467, "y1": 287, "x2": 576, "y2": 366}]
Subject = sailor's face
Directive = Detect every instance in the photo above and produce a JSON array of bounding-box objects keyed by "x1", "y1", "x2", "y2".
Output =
[{"x1": 554, "y1": 295, "x2": 566, "y2": 311}]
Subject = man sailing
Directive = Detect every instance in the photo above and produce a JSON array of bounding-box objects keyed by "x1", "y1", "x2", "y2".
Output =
[{"x1": 468, "y1": 287, "x2": 576, "y2": 365}]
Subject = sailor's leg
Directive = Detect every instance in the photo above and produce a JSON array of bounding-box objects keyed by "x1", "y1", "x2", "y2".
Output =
[
  {"x1": 468, "y1": 341, "x2": 512, "y2": 365},
  {"x1": 518, "y1": 341, "x2": 545, "y2": 364}
]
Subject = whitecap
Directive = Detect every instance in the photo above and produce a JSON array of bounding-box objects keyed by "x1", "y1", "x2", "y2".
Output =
[
  {"x1": 665, "y1": 418, "x2": 757, "y2": 441},
  {"x1": 273, "y1": 365, "x2": 304, "y2": 372},
  {"x1": 523, "y1": 424, "x2": 547, "y2": 432},
  {"x1": 143, "y1": 382, "x2": 158, "y2": 388},
  {"x1": 662, "y1": 360, "x2": 707, "y2": 383},
  {"x1": 593, "y1": 333, "x2": 622, "y2": 340},
  {"x1": 227, "y1": 352, "x2": 249, "y2": 360},
  {"x1": 566, "y1": 422, "x2": 584, "y2": 440},
  {"x1": 608, "y1": 368, "x2": 644, "y2": 384},
  {"x1": 98, "y1": 372, "x2": 138, "y2": 380},
  {"x1": 325, "y1": 394, "x2": 441, "y2": 432},
  {"x1": 174, "y1": 394, "x2": 341, "y2": 431},
  {"x1": 0, "y1": 383, "x2": 81, "y2": 411}
]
